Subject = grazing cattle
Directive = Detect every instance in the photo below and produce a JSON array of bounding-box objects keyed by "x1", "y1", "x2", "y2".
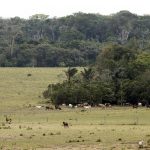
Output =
[
  {"x1": 98, "y1": 104, "x2": 106, "y2": 109},
  {"x1": 133, "y1": 105, "x2": 138, "y2": 109},
  {"x1": 83, "y1": 102, "x2": 89, "y2": 106},
  {"x1": 105, "y1": 103, "x2": 111, "y2": 107},
  {"x1": 138, "y1": 103, "x2": 142, "y2": 107},
  {"x1": 123, "y1": 103, "x2": 131, "y2": 106},
  {"x1": 83, "y1": 105, "x2": 91, "y2": 109},
  {"x1": 5, "y1": 116, "x2": 12, "y2": 124},
  {"x1": 68, "y1": 104, "x2": 73, "y2": 108},
  {"x1": 77, "y1": 104, "x2": 84, "y2": 107},
  {"x1": 45, "y1": 106, "x2": 53, "y2": 110},
  {"x1": 63, "y1": 121, "x2": 69, "y2": 128},
  {"x1": 146, "y1": 105, "x2": 150, "y2": 108},
  {"x1": 138, "y1": 140, "x2": 144, "y2": 148},
  {"x1": 36, "y1": 105, "x2": 42, "y2": 109},
  {"x1": 62, "y1": 104, "x2": 66, "y2": 106},
  {"x1": 55, "y1": 105, "x2": 62, "y2": 110}
]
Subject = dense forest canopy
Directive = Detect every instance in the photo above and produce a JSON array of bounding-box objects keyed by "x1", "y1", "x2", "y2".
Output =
[
  {"x1": 43, "y1": 44, "x2": 150, "y2": 105},
  {"x1": 0, "y1": 11, "x2": 150, "y2": 67}
]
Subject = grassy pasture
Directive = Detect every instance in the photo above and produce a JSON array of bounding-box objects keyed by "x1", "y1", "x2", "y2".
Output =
[
  {"x1": 0, "y1": 68, "x2": 150, "y2": 149},
  {"x1": 0, "y1": 67, "x2": 67, "y2": 111}
]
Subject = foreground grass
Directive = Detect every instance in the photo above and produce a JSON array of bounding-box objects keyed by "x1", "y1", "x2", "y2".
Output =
[
  {"x1": 1, "y1": 108, "x2": 150, "y2": 149},
  {"x1": 0, "y1": 68, "x2": 150, "y2": 149}
]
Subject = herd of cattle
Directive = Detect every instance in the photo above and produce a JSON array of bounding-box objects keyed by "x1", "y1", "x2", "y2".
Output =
[
  {"x1": 35, "y1": 102, "x2": 150, "y2": 110},
  {"x1": 4, "y1": 102, "x2": 150, "y2": 131},
  {"x1": 35, "y1": 103, "x2": 111, "y2": 110}
]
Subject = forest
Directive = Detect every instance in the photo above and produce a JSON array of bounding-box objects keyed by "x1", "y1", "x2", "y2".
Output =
[
  {"x1": 43, "y1": 44, "x2": 150, "y2": 105},
  {"x1": 0, "y1": 10, "x2": 150, "y2": 67}
]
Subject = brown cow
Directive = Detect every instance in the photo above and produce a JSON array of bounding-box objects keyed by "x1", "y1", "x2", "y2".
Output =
[{"x1": 63, "y1": 122, "x2": 69, "y2": 128}]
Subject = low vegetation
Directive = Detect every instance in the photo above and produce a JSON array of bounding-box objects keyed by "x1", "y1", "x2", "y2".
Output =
[{"x1": 0, "y1": 68, "x2": 150, "y2": 149}]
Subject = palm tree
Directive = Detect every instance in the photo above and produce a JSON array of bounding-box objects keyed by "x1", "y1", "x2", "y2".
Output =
[
  {"x1": 81, "y1": 67, "x2": 94, "y2": 81},
  {"x1": 65, "y1": 67, "x2": 78, "y2": 82}
]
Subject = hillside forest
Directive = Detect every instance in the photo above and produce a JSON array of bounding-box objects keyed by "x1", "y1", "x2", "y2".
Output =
[{"x1": 0, "y1": 11, "x2": 150, "y2": 67}]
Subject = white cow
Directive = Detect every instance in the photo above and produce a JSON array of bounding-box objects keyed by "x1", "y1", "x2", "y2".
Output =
[
  {"x1": 98, "y1": 104, "x2": 106, "y2": 108},
  {"x1": 36, "y1": 105, "x2": 42, "y2": 109},
  {"x1": 138, "y1": 140, "x2": 144, "y2": 148},
  {"x1": 84, "y1": 105, "x2": 91, "y2": 109},
  {"x1": 138, "y1": 103, "x2": 142, "y2": 107},
  {"x1": 68, "y1": 104, "x2": 73, "y2": 108}
]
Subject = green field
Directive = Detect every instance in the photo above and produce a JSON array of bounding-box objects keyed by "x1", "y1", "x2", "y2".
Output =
[
  {"x1": 0, "y1": 67, "x2": 67, "y2": 110},
  {"x1": 0, "y1": 68, "x2": 150, "y2": 150}
]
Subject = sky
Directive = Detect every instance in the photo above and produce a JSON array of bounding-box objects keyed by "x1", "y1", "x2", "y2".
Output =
[{"x1": 1, "y1": 0, "x2": 150, "y2": 19}]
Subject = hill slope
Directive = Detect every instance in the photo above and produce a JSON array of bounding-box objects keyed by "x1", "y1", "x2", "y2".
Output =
[{"x1": 0, "y1": 11, "x2": 150, "y2": 67}]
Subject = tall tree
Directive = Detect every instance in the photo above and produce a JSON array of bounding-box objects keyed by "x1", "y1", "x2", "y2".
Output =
[
  {"x1": 81, "y1": 67, "x2": 94, "y2": 81},
  {"x1": 65, "y1": 67, "x2": 78, "y2": 82}
]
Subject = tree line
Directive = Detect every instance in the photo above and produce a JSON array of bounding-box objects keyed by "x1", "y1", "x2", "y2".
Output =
[
  {"x1": 0, "y1": 11, "x2": 150, "y2": 67},
  {"x1": 43, "y1": 44, "x2": 150, "y2": 105}
]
